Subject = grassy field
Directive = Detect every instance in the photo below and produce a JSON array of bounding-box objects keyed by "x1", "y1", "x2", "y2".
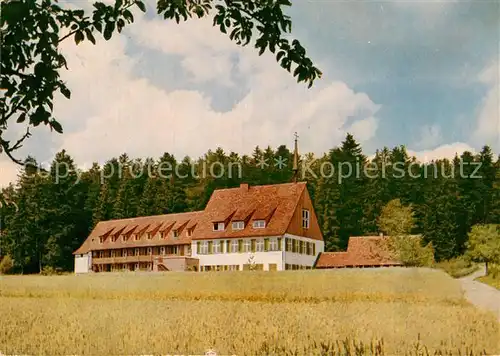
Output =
[
  {"x1": 477, "y1": 264, "x2": 500, "y2": 290},
  {"x1": 1, "y1": 268, "x2": 499, "y2": 355}
]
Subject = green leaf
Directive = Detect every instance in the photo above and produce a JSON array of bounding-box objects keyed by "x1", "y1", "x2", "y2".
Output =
[
  {"x1": 136, "y1": 1, "x2": 146, "y2": 13},
  {"x1": 51, "y1": 120, "x2": 64, "y2": 134},
  {"x1": 74, "y1": 31, "x2": 84, "y2": 45},
  {"x1": 60, "y1": 86, "x2": 71, "y2": 99},
  {"x1": 16, "y1": 113, "x2": 26, "y2": 123},
  {"x1": 103, "y1": 21, "x2": 115, "y2": 40},
  {"x1": 85, "y1": 29, "x2": 96, "y2": 44}
]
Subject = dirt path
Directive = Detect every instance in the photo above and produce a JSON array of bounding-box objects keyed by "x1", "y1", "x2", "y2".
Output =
[{"x1": 459, "y1": 265, "x2": 500, "y2": 321}]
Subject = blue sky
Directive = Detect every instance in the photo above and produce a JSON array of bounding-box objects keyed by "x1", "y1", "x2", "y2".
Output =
[{"x1": 0, "y1": 0, "x2": 498, "y2": 185}]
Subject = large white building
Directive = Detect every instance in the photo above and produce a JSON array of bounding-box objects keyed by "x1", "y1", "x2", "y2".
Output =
[{"x1": 74, "y1": 181, "x2": 324, "y2": 273}]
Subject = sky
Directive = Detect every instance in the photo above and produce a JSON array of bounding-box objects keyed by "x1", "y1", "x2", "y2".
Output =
[{"x1": 1, "y1": 0, "x2": 499, "y2": 187}]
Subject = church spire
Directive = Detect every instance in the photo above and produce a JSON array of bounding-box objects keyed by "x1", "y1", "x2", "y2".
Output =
[{"x1": 292, "y1": 132, "x2": 299, "y2": 183}]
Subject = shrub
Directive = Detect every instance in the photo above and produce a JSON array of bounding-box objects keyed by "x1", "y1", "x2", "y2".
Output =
[
  {"x1": 387, "y1": 235, "x2": 435, "y2": 267},
  {"x1": 0, "y1": 255, "x2": 14, "y2": 274},
  {"x1": 40, "y1": 266, "x2": 64, "y2": 276},
  {"x1": 436, "y1": 256, "x2": 479, "y2": 278}
]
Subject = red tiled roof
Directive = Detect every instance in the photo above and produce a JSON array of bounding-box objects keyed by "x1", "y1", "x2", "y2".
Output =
[
  {"x1": 74, "y1": 182, "x2": 314, "y2": 254},
  {"x1": 193, "y1": 182, "x2": 310, "y2": 240},
  {"x1": 73, "y1": 211, "x2": 203, "y2": 254},
  {"x1": 315, "y1": 236, "x2": 401, "y2": 268}
]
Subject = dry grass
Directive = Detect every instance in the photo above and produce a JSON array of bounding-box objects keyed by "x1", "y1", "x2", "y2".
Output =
[{"x1": 0, "y1": 268, "x2": 499, "y2": 355}]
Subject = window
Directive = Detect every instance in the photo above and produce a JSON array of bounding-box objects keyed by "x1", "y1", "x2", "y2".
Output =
[
  {"x1": 111, "y1": 235, "x2": 117, "y2": 242},
  {"x1": 243, "y1": 240, "x2": 251, "y2": 252},
  {"x1": 270, "y1": 238, "x2": 278, "y2": 251},
  {"x1": 253, "y1": 220, "x2": 266, "y2": 229},
  {"x1": 213, "y1": 222, "x2": 225, "y2": 231},
  {"x1": 134, "y1": 234, "x2": 140, "y2": 241},
  {"x1": 200, "y1": 241, "x2": 209, "y2": 254},
  {"x1": 256, "y1": 239, "x2": 264, "y2": 252},
  {"x1": 135, "y1": 248, "x2": 139, "y2": 256},
  {"x1": 147, "y1": 247, "x2": 152, "y2": 255},
  {"x1": 286, "y1": 238, "x2": 292, "y2": 252},
  {"x1": 123, "y1": 249, "x2": 127, "y2": 257},
  {"x1": 302, "y1": 209, "x2": 310, "y2": 229},
  {"x1": 172, "y1": 230, "x2": 179, "y2": 238},
  {"x1": 231, "y1": 240, "x2": 238, "y2": 253},
  {"x1": 99, "y1": 236, "x2": 104, "y2": 244},
  {"x1": 160, "y1": 247, "x2": 165, "y2": 255},
  {"x1": 187, "y1": 229, "x2": 192, "y2": 237},
  {"x1": 301, "y1": 241, "x2": 307, "y2": 254},
  {"x1": 147, "y1": 233, "x2": 153, "y2": 240},
  {"x1": 134, "y1": 263, "x2": 139, "y2": 271},
  {"x1": 232, "y1": 221, "x2": 245, "y2": 230},
  {"x1": 213, "y1": 240, "x2": 221, "y2": 254}
]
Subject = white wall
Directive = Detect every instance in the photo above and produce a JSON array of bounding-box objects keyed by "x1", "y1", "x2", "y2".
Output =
[
  {"x1": 191, "y1": 238, "x2": 285, "y2": 271},
  {"x1": 195, "y1": 250, "x2": 284, "y2": 271},
  {"x1": 74, "y1": 253, "x2": 91, "y2": 274},
  {"x1": 283, "y1": 233, "x2": 324, "y2": 267}
]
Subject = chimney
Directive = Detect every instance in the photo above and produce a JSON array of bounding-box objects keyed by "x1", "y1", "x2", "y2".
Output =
[{"x1": 240, "y1": 183, "x2": 249, "y2": 192}]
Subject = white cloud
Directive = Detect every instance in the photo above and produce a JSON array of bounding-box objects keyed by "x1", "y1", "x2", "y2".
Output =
[
  {"x1": 472, "y1": 61, "x2": 499, "y2": 151},
  {"x1": 0, "y1": 157, "x2": 20, "y2": 188},
  {"x1": 408, "y1": 142, "x2": 475, "y2": 163},
  {"x1": 46, "y1": 16, "x2": 380, "y2": 167},
  {"x1": 414, "y1": 124, "x2": 442, "y2": 149}
]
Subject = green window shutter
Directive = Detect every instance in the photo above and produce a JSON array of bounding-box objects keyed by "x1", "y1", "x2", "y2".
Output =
[
  {"x1": 197, "y1": 241, "x2": 201, "y2": 254},
  {"x1": 226, "y1": 240, "x2": 230, "y2": 253},
  {"x1": 278, "y1": 237, "x2": 282, "y2": 251},
  {"x1": 238, "y1": 239, "x2": 243, "y2": 253},
  {"x1": 264, "y1": 238, "x2": 269, "y2": 251},
  {"x1": 285, "y1": 238, "x2": 289, "y2": 252},
  {"x1": 312, "y1": 243, "x2": 316, "y2": 255},
  {"x1": 251, "y1": 239, "x2": 256, "y2": 253},
  {"x1": 208, "y1": 241, "x2": 213, "y2": 254}
]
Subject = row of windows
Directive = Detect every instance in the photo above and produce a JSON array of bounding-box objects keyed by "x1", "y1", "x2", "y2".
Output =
[
  {"x1": 212, "y1": 209, "x2": 311, "y2": 232},
  {"x1": 196, "y1": 237, "x2": 316, "y2": 256},
  {"x1": 201, "y1": 263, "x2": 278, "y2": 271},
  {"x1": 285, "y1": 264, "x2": 313, "y2": 270},
  {"x1": 93, "y1": 246, "x2": 189, "y2": 258},
  {"x1": 213, "y1": 219, "x2": 266, "y2": 232},
  {"x1": 100, "y1": 228, "x2": 188, "y2": 244},
  {"x1": 197, "y1": 238, "x2": 281, "y2": 254}
]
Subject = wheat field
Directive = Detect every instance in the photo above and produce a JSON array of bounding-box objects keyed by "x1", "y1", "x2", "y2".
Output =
[{"x1": 0, "y1": 268, "x2": 499, "y2": 355}]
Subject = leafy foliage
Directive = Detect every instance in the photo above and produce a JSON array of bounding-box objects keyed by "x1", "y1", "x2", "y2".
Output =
[
  {"x1": 1, "y1": 0, "x2": 320, "y2": 163},
  {"x1": 466, "y1": 224, "x2": 500, "y2": 275},
  {"x1": 378, "y1": 199, "x2": 434, "y2": 267},
  {"x1": 0, "y1": 136, "x2": 499, "y2": 273},
  {"x1": 0, "y1": 254, "x2": 14, "y2": 274}
]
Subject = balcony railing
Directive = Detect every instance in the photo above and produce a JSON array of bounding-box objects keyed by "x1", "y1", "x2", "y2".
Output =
[{"x1": 92, "y1": 254, "x2": 190, "y2": 264}]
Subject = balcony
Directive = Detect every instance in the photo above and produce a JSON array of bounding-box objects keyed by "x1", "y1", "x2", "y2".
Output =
[{"x1": 92, "y1": 254, "x2": 187, "y2": 264}]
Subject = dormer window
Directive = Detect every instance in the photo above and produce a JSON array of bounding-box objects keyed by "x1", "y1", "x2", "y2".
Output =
[
  {"x1": 99, "y1": 236, "x2": 104, "y2": 244},
  {"x1": 173, "y1": 230, "x2": 179, "y2": 238},
  {"x1": 253, "y1": 220, "x2": 266, "y2": 229},
  {"x1": 134, "y1": 234, "x2": 140, "y2": 241},
  {"x1": 232, "y1": 221, "x2": 244, "y2": 230},
  {"x1": 111, "y1": 235, "x2": 118, "y2": 242},
  {"x1": 187, "y1": 229, "x2": 193, "y2": 237},
  {"x1": 213, "y1": 222, "x2": 225, "y2": 231},
  {"x1": 122, "y1": 235, "x2": 126, "y2": 242}
]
